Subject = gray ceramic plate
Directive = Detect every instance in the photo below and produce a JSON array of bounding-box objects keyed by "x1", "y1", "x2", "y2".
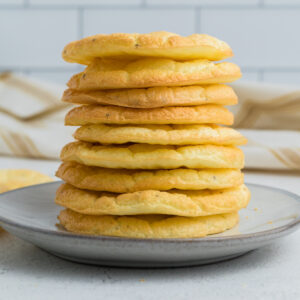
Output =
[{"x1": 0, "y1": 182, "x2": 299, "y2": 268}]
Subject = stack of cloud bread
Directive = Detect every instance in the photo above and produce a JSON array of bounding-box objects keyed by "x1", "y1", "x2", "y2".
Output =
[{"x1": 55, "y1": 31, "x2": 250, "y2": 239}]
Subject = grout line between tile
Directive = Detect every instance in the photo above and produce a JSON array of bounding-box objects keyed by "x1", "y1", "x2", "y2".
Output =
[
  {"x1": 77, "y1": 8, "x2": 84, "y2": 39},
  {"x1": 195, "y1": 7, "x2": 201, "y2": 33}
]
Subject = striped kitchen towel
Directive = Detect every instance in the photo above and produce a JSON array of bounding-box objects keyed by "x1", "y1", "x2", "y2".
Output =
[{"x1": 0, "y1": 72, "x2": 73, "y2": 159}]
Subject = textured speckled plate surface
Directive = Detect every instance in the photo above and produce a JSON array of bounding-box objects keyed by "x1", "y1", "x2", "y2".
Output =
[{"x1": 0, "y1": 182, "x2": 299, "y2": 268}]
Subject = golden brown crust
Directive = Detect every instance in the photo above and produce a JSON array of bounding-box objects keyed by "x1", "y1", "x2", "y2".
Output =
[
  {"x1": 0, "y1": 169, "x2": 53, "y2": 193},
  {"x1": 58, "y1": 209, "x2": 239, "y2": 238},
  {"x1": 74, "y1": 124, "x2": 247, "y2": 146},
  {"x1": 62, "y1": 31, "x2": 233, "y2": 64},
  {"x1": 56, "y1": 162, "x2": 244, "y2": 192},
  {"x1": 65, "y1": 104, "x2": 234, "y2": 126},
  {"x1": 60, "y1": 141, "x2": 244, "y2": 169},
  {"x1": 62, "y1": 84, "x2": 238, "y2": 108},
  {"x1": 67, "y1": 58, "x2": 241, "y2": 90},
  {"x1": 56, "y1": 183, "x2": 250, "y2": 217}
]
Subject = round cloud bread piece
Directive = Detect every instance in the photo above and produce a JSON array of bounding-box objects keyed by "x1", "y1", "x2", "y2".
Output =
[
  {"x1": 56, "y1": 183, "x2": 250, "y2": 217},
  {"x1": 56, "y1": 162, "x2": 244, "y2": 192},
  {"x1": 62, "y1": 84, "x2": 237, "y2": 108},
  {"x1": 60, "y1": 142, "x2": 244, "y2": 169},
  {"x1": 65, "y1": 104, "x2": 233, "y2": 126},
  {"x1": 74, "y1": 124, "x2": 247, "y2": 146},
  {"x1": 0, "y1": 169, "x2": 53, "y2": 193},
  {"x1": 62, "y1": 31, "x2": 233, "y2": 65},
  {"x1": 67, "y1": 58, "x2": 241, "y2": 90},
  {"x1": 58, "y1": 209, "x2": 239, "y2": 238}
]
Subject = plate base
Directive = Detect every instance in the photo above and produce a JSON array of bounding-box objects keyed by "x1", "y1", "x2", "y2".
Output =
[
  {"x1": 0, "y1": 182, "x2": 300, "y2": 268},
  {"x1": 47, "y1": 249, "x2": 252, "y2": 268}
]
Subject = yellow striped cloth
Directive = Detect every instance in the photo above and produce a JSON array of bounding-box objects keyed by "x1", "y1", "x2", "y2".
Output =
[
  {"x1": 231, "y1": 82, "x2": 300, "y2": 170},
  {"x1": 0, "y1": 72, "x2": 73, "y2": 159}
]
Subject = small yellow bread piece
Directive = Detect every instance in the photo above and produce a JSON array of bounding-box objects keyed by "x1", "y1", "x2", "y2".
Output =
[
  {"x1": 67, "y1": 58, "x2": 241, "y2": 90},
  {"x1": 0, "y1": 169, "x2": 53, "y2": 193},
  {"x1": 55, "y1": 183, "x2": 250, "y2": 217},
  {"x1": 62, "y1": 84, "x2": 237, "y2": 108},
  {"x1": 60, "y1": 142, "x2": 244, "y2": 169},
  {"x1": 74, "y1": 124, "x2": 247, "y2": 146},
  {"x1": 62, "y1": 31, "x2": 233, "y2": 64},
  {"x1": 65, "y1": 104, "x2": 234, "y2": 126},
  {"x1": 56, "y1": 162, "x2": 244, "y2": 192},
  {"x1": 59, "y1": 209, "x2": 239, "y2": 238}
]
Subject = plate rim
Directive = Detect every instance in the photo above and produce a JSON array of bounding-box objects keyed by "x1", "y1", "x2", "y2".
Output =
[{"x1": 0, "y1": 181, "x2": 299, "y2": 244}]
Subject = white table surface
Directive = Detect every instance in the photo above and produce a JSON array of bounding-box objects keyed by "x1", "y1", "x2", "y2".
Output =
[{"x1": 0, "y1": 156, "x2": 300, "y2": 300}]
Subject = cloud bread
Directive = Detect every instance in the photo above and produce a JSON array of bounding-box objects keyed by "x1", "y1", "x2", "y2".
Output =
[
  {"x1": 65, "y1": 104, "x2": 233, "y2": 126},
  {"x1": 67, "y1": 58, "x2": 241, "y2": 90},
  {"x1": 56, "y1": 183, "x2": 250, "y2": 217},
  {"x1": 58, "y1": 209, "x2": 239, "y2": 238},
  {"x1": 0, "y1": 169, "x2": 53, "y2": 193},
  {"x1": 62, "y1": 31, "x2": 233, "y2": 65},
  {"x1": 74, "y1": 124, "x2": 247, "y2": 146},
  {"x1": 56, "y1": 162, "x2": 244, "y2": 192},
  {"x1": 60, "y1": 142, "x2": 244, "y2": 169},
  {"x1": 62, "y1": 84, "x2": 237, "y2": 108}
]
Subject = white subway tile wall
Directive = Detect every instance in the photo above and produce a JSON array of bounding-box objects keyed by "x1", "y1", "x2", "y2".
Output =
[
  {"x1": 146, "y1": 0, "x2": 260, "y2": 6},
  {"x1": 240, "y1": 71, "x2": 261, "y2": 82},
  {"x1": 0, "y1": 9, "x2": 78, "y2": 69},
  {"x1": 0, "y1": 0, "x2": 299, "y2": 85},
  {"x1": 29, "y1": 0, "x2": 142, "y2": 6},
  {"x1": 201, "y1": 9, "x2": 300, "y2": 69},
  {"x1": 27, "y1": 71, "x2": 78, "y2": 85},
  {"x1": 264, "y1": 0, "x2": 300, "y2": 5},
  {"x1": 0, "y1": 0, "x2": 23, "y2": 4},
  {"x1": 83, "y1": 9, "x2": 195, "y2": 36},
  {"x1": 263, "y1": 72, "x2": 300, "y2": 84}
]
